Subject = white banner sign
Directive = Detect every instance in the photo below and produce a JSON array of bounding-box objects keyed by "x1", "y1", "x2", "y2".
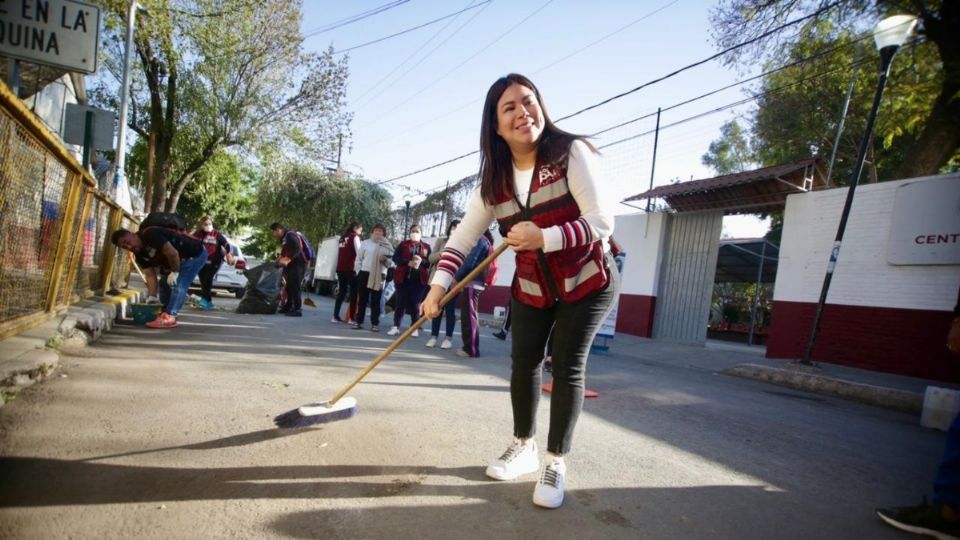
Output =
[
  {"x1": 0, "y1": 0, "x2": 101, "y2": 74},
  {"x1": 887, "y1": 175, "x2": 960, "y2": 265}
]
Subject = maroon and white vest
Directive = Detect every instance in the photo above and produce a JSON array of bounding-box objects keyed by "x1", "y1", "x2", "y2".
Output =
[{"x1": 493, "y1": 159, "x2": 609, "y2": 308}]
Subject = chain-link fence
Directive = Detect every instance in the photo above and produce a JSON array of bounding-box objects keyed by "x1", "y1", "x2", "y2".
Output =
[{"x1": 0, "y1": 82, "x2": 137, "y2": 339}]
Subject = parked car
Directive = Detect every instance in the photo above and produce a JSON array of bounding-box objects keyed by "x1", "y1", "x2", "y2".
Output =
[{"x1": 192, "y1": 243, "x2": 248, "y2": 298}]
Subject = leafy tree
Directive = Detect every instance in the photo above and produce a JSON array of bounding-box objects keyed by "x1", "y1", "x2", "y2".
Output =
[
  {"x1": 710, "y1": 0, "x2": 959, "y2": 179},
  {"x1": 749, "y1": 21, "x2": 941, "y2": 184},
  {"x1": 92, "y1": 0, "x2": 350, "y2": 212},
  {"x1": 702, "y1": 119, "x2": 755, "y2": 174},
  {"x1": 176, "y1": 150, "x2": 256, "y2": 234},
  {"x1": 249, "y1": 164, "x2": 392, "y2": 259}
]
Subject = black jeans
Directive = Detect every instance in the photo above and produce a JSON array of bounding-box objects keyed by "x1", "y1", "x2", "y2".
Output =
[
  {"x1": 282, "y1": 260, "x2": 306, "y2": 312},
  {"x1": 510, "y1": 253, "x2": 620, "y2": 455},
  {"x1": 393, "y1": 279, "x2": 426, "y2": 328},
  {"x1": 354, "y1": 271, "x2": 382, "y2": 326},
  {"x1": 334, "y1": 270, "x2": 355, "y2": 320},
  {"x1": 197, "y1": 260, "x2": 222, "y2": 301}
]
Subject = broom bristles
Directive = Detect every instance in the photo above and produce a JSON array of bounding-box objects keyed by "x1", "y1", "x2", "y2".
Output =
[{"x1": 273, "y1": 398, "x2": 358, "y2": 429}]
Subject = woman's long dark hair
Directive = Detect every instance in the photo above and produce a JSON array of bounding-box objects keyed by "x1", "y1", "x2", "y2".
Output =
[
  {"x1": 341, "y1": 221, "x2": 360, "y2": 240},
  {"x1": 479, "y1": 73, "x2": 593, "y2": 206}
]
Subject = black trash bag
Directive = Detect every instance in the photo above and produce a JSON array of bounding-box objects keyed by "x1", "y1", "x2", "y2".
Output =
[{"x1": 236, "y1": 263, "x2": 284, "y2": 314}]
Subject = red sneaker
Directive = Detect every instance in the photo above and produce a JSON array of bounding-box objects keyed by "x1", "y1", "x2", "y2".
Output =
[{"x1": 146, "y1": 312, "x2": 178, "y2": 329}]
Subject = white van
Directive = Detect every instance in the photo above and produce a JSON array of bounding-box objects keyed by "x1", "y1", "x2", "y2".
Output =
[{"x1": 308, "y1": 236, "x2": 340, "y2": 295}]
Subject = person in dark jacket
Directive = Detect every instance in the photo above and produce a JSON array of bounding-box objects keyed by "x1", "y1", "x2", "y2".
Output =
[
  {"x1": 193, "y1": 216, "x2": 234, "y2": 310},
  {"x1": 387, "y1": 224, "x2": 431, "y2": 336},
  {"x1": 271, "y1": 223, "x2": 310, "y2": 317},
  {"x1": 333, "y1": 221, "x2": 363, "y2": 323}
]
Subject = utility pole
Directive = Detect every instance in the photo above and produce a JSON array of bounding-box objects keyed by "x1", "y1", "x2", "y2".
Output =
[
  {"x1": 336, "y1": 133, "x2": 343, "y2": 171},
  {"x1": 646, "y1": 107, "x2": 661, "y2": 212},
  {"x1": 825, "y1": 44, "x2": 863, "y2": 185},
  {"x1": 114, "y1": 0, "x2": 140, "y2": 211}
]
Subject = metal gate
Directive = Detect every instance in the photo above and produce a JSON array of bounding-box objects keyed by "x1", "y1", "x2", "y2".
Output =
[{"x1": 652, "y1": 210, "x2": 723, "y2": 343}]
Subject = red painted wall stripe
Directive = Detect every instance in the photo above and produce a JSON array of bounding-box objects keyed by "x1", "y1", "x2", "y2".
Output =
[{"x1": 767, "y1": 300, "x2": 960, "y2": 383}]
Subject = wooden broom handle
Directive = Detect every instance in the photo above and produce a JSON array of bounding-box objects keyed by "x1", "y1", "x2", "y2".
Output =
[
  {"x1": 329, "y1": 242, "x2": 510, "y2": 405},
  {"x1": 128, "y1": 251, "x2": 148, "y2": 283}
]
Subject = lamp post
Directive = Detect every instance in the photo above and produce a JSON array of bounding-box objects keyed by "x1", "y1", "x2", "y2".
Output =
[
  {"x1": 403, "y1": 200, "x2": 411, "y2": 237},
  {"x1": 801, "y1": 15, "x2": 918, "y2": 365},
  {"x1": 114, "y1": 0, "x2": 143, "y2": 213}
]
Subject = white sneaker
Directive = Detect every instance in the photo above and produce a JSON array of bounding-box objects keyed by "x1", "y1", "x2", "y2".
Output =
[
  {"x1": 425, "y1": 337, "x2": 438, "y2": 348},
  {"x1": 486, "y1": 439, "x2": 539, "y2": 481},
  {"x1": 387, "y1": 326, "x2": 400, "y2": 336},
  {"x1": 533, "y1": 455, "x2": 566, "y2": 509},
  {"x1": 412, "y1": 329, "x2": 420, "y2": 337},
  {"x1": 440, "y1": 338, "x2": 453, "y2": 350}
]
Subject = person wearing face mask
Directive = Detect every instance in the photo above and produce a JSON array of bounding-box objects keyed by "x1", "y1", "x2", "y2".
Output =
[
  {"x1": 388, "y1": 225, "x2": 432, "y2": 337},
  {"x1": 193, "y1": 216, "x2": 235, "y2": 310},
  {"x1": 421, "y1": 74, "x2": 618, "y2": 509},
  {"x1": 351, "y1": 223, "x2": 395, "y2": 332},
  {"x1": 426, "y1": 219, "x2": 461, "y2": 349}
]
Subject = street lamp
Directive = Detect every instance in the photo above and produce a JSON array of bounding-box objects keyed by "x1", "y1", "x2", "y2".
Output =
[
  {"x1": 403, "y1": 200, "x2": 411, "y2": 237},
  {"x1": 801, "y1": 14, "x2": 918, "y2": 366}
]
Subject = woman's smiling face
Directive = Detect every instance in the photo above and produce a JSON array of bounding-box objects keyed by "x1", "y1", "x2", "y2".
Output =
[{"x1": 495, "y1": 83, "x2": 544, "y2": 151}]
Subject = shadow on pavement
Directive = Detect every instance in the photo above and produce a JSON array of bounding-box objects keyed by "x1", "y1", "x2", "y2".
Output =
[{"x1": 81, "y1": 428, "x2": 312, "y2": 461}]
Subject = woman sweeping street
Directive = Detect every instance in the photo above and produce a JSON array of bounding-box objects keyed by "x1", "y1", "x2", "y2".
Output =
[{"x1": 421, "y1": 73, "x2": 619, "y2": 509}]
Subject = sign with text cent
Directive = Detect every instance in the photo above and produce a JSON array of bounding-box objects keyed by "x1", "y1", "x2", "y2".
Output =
[
  {"x1": 888, "y1": 175, "x2": 960, "y2": 266},
  {"x1": 0, "y1": 0, "x2": 100, "y2": 74}
]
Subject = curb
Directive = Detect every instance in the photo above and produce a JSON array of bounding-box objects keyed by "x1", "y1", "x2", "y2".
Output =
[
  {"x1": 722, "y1": 363, "x2": 923, "y2": 415},
  {"x1": 0, "y1": 290, "x2": 141, "y2": 407}
]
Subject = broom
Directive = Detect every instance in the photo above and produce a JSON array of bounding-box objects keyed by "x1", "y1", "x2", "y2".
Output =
[{"x1": 274, "y1": 242, "x2": 509, "y2": 428}]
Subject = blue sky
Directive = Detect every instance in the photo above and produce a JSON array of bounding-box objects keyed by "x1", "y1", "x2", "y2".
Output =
[{"x1": 300, "y1": 0, "x2": 769, "y2": 237}]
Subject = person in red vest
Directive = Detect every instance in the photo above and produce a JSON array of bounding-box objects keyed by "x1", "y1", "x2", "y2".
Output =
[
  {"x1": 333, "y1": 221, "x2": 362, "y2": 323},
  {"x1": 422, "y1": 74, "x2": 619, "y2": 509},
  {"x1": 387, "y1": 224, "x2": 431, "y2": 336},
  {"x1": 193, "y1": 216, "x2": 234, "y2": 310}
]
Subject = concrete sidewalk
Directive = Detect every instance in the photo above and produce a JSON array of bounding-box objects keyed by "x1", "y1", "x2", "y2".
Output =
[{"x1": 0, "y1": 290, "x2": 140, "y2": 406}]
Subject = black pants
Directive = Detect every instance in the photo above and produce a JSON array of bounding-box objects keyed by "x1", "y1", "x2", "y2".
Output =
[
  {"x1": 393, "y1": 279, "x2": 426, "y2": 328},
  {"x1": 334, "y1": 270, "x2": 355, "y2": 320},
  {"x1": 282, "y1": 260, "x2": 306, "y2": 312},
  {"x1": 197, "y1": 260, "x2": 222, "y2": 301},
  {"x1": 510, "y1": 254, "x2": 619, "y2": 455},
  {"x1": 354, "y1": 271, "x2": 382, "y2": 326}
]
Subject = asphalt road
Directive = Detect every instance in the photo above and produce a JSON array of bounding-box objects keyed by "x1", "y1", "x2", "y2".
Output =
[{"x1": 0, "y1": 294, "x2": 945, "y2": 539}]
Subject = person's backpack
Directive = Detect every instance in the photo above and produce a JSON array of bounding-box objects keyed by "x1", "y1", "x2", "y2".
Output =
[
  {"x1": 288, "y1": 230, "x2": 315, "y2": 262},
  {"x1": 140, "y1": 212, "x2": 187, "y2": 232}
]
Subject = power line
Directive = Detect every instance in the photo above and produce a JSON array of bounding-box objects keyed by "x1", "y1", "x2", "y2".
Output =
[
  {"x1": 375, "y1": 3, "x2": 844, "y2": 187},
  {"x1": 531, "y1": 0, "x2": 680, "y2": 76},
  {"x1": 360, "y1": 0, "x2": 679, "y2": 149},
  {"x1": 332, "y1": 1, "x2": 492, "y2": 55},
  {"x1": 589, "y1": 32, "x2": 874, "y2": 139},
  {"x1": 353, "y1": 0, "x2": 491, "y2": 109},
  {"x1": 358, "y1": 0, "x2": 556, "y2": 132},
  {"x1": 406, "y1": 53, "x2": 880, "y2": 199},
  {"x1": 553, "y1": 0, "x2": 840, "y2": 123},
  {"x1": 303, "y1": 0, "x2": 411, "y2": 38}
]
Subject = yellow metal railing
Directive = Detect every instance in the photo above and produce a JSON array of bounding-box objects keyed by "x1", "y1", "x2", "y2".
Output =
[{"x1": 0, "y1": 81, "x2": 137, "y2": 340}]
